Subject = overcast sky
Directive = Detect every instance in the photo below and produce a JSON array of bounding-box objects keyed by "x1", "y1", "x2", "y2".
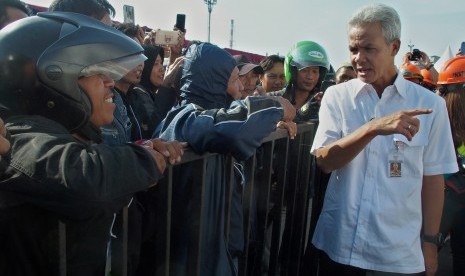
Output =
[{"x1": 27, "y1": 0, "x2": 465, "y2": 69}]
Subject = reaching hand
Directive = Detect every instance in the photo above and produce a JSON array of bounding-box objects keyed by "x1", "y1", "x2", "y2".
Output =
[
  {"x1": 135, "y1": 25, "x2": 145, "y2": 45},
  {"x1": 418, "y1": 51, "x2": 433, "y2": 69},
  {"x1": 313, "y1": 91, "x2": 324, "y2": 105},
  {"x1": 164, "y1": 56, "x2": 185, "y2": 89},
  {"x1": 169, "y1": 31, "x2": 185, "y2": 57},
  {"x1": 151, "y1": 138, "x2": 187, "y2": 165},
  {"x1": 272, "y1": 96, "x2": 296, "y2": 122},
  {"x1": 135, "y1": 139, "x2": 167, "y2": 173},
  {"x1": 277, "y1": 120, "x2": 297, "y2": 140},
  {"x1": 143, "y1": 29, "x2": 157, "y2": 45}
]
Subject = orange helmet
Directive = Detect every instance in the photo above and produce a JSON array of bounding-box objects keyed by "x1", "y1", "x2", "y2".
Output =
[
  {"x1": 400, "y1": 62, "x2": 423, "y2": 81},
  {"x1": 437, "y1": 56, "x2": 465, "y2": 84},
  {"x1": 421, "y1": 69, "x2": 436, "y2": 86}
]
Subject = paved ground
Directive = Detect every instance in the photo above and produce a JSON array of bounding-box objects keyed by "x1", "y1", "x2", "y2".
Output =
[{"x1": 437, "y1": 239, "x2": 453, "y2": 276}]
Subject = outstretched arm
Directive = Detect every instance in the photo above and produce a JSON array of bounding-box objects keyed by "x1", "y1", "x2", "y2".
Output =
[{"x1": 316, "y1": 109, "x2": 432, "y2": 173}]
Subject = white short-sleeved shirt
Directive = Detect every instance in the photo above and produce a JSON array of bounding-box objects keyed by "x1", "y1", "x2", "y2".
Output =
[{"x1": 310, "y1": 74, "x2": 458, "y2": 273}]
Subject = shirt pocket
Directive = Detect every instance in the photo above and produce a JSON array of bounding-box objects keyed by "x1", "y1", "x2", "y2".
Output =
[{"x1": 393, "y1": 133, "x2": 428, "y2": 177}]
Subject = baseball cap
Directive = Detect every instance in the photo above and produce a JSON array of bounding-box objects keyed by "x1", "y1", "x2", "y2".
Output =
[{"x1": 233, "y1": 55, "x2": 264, "y2": 76}]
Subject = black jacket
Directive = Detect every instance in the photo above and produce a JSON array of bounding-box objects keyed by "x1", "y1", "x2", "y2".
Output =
[{"x1": 0, "y1": 115, "x2": 160, "y2": 276}]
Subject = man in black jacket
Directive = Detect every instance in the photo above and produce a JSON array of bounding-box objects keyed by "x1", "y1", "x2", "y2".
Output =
[{"x1": 0, "y1": 12, "x2": 179, "y2": 275}]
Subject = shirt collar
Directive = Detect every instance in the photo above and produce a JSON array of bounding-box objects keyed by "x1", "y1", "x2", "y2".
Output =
[
  {"x1": 350, "y1": 70, "x2": 408, "y2": 99},
  {"x1": 392, "y1": 71, "x2": 408, "y2": 99}
]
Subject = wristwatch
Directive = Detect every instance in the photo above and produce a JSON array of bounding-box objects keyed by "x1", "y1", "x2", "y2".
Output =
[{"x1": 422, "y1": 233, "x2": 443, "y2": 246}]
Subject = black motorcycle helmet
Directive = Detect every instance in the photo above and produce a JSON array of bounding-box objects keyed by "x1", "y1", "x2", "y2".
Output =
[{"x1": 0, "y1": 12, "x2": 145, "y2": 136}]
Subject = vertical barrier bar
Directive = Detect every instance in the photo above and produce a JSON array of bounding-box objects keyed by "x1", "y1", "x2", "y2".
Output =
[
  {"x1": 59, "y1": 221, "x2": 66, "y2": 276},
  {"x1": 154, "y1": 165, "x2": 173, "y2": 276},
  {"x1": 186, "y1": 157, "x2": 207, "y2": 276},
  {"x1": 252, "y1": 140, "x2": 275, "y2": 276},
  {"x1": 240, "y1": 154, "x2": 256, "y2": 276},
  {"x1": 279, "y1": 134, "x2": 303, "y2": 276},
  {"x1": 164, "y1": 166, "x2": 173, "y2": 276},
  {"x1": 286, "y1": 124, "x2": 315, "y2": 276},
  {"x1": 224, "y1": 155, "x2": 235, "y2": 246},
  {"x1": 268, "y1": 137, "x2": 289, "y2": 276}
]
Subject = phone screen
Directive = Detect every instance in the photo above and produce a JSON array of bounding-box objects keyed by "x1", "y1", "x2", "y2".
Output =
[{"x1": 461, "y1": 42, "x2": 465, "y2": 55}]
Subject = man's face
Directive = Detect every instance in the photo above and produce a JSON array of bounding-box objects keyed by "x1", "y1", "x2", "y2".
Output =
[
  {"x1": 296, "y1": 66, "x2": 319, "y2": 92},
  {"x1": 349, "y1": 22, "x2": 400, "y2": 91},
  {"x1": 78, "y1": 74, "x2": 116, "y2": 127},
  {"x1": 227, "y1": 67, "x2": 244, "y2": 100},
  {"x1": 1, "y1": 6, "x2": 28, "y2": 29},
  {"x1": 335, "y1": 67, "x2": 357, "y2": 84},
  {"x1": 239, "y1": 70, "x2": 260, "y2": 98},
  {"x1": 260, "y1": 62, "x2": 286, "y2": 92}
]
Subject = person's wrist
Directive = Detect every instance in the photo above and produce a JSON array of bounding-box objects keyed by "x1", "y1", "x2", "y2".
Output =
[{"x1": 422, "y1": 232, "x2": 443, "y2": 247}]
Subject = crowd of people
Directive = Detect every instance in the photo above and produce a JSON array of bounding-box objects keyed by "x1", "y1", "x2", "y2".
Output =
[{"x1": 0, "y1": 0, "x2": 464, "y2": 276}]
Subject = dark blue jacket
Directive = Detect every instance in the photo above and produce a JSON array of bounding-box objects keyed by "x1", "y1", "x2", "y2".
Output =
[
  {"x1": 156, "y1": 43, "x2": 284, "y2": 161},
  {"x1": 101, "y1": 90, "x2": 132, "y2": 145},
  {"x1": 154, "y1": 43, "x2": 284, "y2": 276}
]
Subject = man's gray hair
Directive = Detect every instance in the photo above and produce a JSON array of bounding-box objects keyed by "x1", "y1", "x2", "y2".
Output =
[{"x1": 348, "y1": 4, "x2": 401, "y2": 44}]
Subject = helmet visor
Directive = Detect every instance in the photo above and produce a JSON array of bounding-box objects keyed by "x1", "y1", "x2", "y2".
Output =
[
  {"x1": 291, "y1": 59, "x2": 328, "y2": 71},
  {"x1": 80, "y1": 53, "x2": 147, "y2": 80}
]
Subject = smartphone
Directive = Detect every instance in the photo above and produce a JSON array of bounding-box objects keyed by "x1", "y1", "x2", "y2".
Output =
[
  {"x1": 123, "y1": 5, "x2": 134, "y2": 24},
  {"x1": 461, "y1": 42, "x2": 465, "y2": 55},
  {"x1": 154, "y1": 30, "x2": 179, "y2": 46},
  {"x1": 320, "y1": 80, "x2": 336, "y2": 92},
  {"x1": 175, "y1": 14, "x2": 186, "y2": 32}
]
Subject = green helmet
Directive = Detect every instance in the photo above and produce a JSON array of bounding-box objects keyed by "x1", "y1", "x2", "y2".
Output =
[{"x1": 284, "y1": 41, "x2": 330, "y2": 83}]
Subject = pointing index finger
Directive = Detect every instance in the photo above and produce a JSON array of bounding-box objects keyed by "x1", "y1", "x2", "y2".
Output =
[{"x1": 404, "y1": 109, "x2": 433, "y2": 116}]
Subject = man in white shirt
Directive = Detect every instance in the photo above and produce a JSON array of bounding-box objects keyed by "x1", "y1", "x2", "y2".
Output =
[{"x1": 311, "y1": 4, "x2": 458, "y2": 276}]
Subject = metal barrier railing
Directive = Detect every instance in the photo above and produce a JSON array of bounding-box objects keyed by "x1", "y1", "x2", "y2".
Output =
[{"x1": 107, "y1": 122, "x2": 319, "y2": 276}]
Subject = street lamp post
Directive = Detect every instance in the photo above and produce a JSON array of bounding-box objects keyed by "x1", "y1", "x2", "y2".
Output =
[{"x1": 204, "y1": 0, "x2": 217, "y2": 43}]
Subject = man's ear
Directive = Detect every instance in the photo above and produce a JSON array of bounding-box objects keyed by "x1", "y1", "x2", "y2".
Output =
[{"x1": 391, "y1": 39, "x2": 401, "y2": 56}]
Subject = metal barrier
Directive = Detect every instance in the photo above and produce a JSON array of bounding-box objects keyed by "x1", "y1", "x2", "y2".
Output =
[{"x1": 108, "y1": 122, "x2": 320, "y2": 276}]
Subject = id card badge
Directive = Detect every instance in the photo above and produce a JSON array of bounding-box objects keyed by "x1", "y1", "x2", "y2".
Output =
[{"x1": 388, "y1": 141, "x2": 404, "y2": 177}]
